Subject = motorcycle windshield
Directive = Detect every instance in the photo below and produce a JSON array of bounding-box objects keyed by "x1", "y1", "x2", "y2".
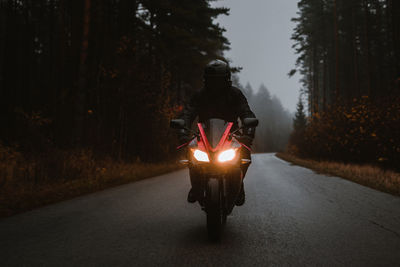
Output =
[{"x1": 202, "y1": 118, "x2": 230, "y2": 148}]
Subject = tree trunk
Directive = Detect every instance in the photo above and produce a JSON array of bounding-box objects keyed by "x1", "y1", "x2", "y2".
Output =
[
  {"x1": 312, "y1": 46, "x2": 319, "y2": 113},
  {"x1": 333, "y1": 0, "x2": 340, "y2": 101},
  {"x1": 363, "y1": 0, "x2": 372, "y2": 96},
  {"x1": 352, "y1": 6, "x2": 360, "y2": 98},
  {"x1": 76, "y1": 0, "x2": 91, "y2": 145},
  {"x1": 374, "y1": 0, "x2": 384, "y2": 97},
  {"x1": 390, "y1": 0, "x2": 400, "y2": 83}
]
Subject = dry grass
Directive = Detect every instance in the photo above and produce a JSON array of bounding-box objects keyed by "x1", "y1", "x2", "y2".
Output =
[
  {"x1": 0, "y1": 145, "x2": 181, "y2": 218},
  {"x1": 276, "y1": 152, "x2": 400, "y2": 196}
]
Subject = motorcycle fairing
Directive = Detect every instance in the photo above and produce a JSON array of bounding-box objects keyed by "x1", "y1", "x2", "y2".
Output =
[{"x1": 197, "y1": 122, "x2": 233, "y2": 153}]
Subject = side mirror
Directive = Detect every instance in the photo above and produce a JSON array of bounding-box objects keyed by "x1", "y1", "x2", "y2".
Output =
[
  {"x1": 170, "y1": 119, "x2": 186, "y2": 129},
  {"x1": 243, "y1": 118, "x2": 259, "y2": 128}
]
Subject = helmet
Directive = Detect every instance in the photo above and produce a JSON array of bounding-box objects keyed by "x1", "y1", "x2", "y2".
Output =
[{"x1": 204, "y1": 60, "x2": 231, "y2": 80}]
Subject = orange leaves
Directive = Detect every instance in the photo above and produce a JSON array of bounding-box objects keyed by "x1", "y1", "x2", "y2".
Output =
[
  {"x1": 100, "y1": 66, "x2": 119, "y2": 80},
  {"x1": 14, "y1": 108, "x2": 52, "y2": 126},
  {"x1": 117, "y1": 36, "x2": 135, "y2": 55},
  {"x1": 345, "y1": 113, "x2": 352, "y2": 119},
  {"x1": 313, "y1": 112, "x2": 321, "y2": 119},
  {"x1": 173, "y1": 105, "x2": 184, "y2": 113},
  {"x1": 288, "y1": 95, "x2": 400, "y2": 170}
]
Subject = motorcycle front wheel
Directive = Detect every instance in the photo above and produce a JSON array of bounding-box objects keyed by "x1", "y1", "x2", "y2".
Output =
[{"x1": 206, "y1": 178, "x2": 226, "y2": 241}]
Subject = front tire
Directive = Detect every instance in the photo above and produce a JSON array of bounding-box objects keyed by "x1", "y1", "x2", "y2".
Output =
[{"x1": 206, "y1": 178, "x2": 226, "y2": 241}]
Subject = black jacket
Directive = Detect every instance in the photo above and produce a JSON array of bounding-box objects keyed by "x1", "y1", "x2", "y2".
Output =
[{"x1": 180, "y1": 86, "x2": 256, "y2": 141}]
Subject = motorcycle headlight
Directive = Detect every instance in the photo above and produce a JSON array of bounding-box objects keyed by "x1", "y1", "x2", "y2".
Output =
[
  {"x1": 218, "y1": 149, "x2": 236, "y2": 162},
  {"x1": 193, "y1": 149, "x2": 209, "y2": 162}
]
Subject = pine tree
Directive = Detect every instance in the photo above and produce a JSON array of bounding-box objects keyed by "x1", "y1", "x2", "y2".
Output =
[
  {"x1": 242, "y1": 82, "x2": 254, "y2": 99},
  {"x1": 249, "y1": 84, "x2": 292, "y2": 152},
  {"x1": 292, "y1": 0, "x2": 400, "y2": 109},
  {"x1": 0, "y1": 0, "x2": 231, "y2": 161},
  {"x1": 293, "y1": 96, "x2": 307, "y2": 132}
]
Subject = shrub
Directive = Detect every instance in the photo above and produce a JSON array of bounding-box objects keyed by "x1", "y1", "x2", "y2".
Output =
[
  {"x1": 0, "y1": 146, "x2": 179, "y2": 217},
  {"x1": 288, "y1": 96, "x2": 400, "y2": 171}
]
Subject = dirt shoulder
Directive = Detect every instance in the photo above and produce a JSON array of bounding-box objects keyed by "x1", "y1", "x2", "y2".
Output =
[
  {"x1": 276, "y1": 153, "x2": 400, "y2": 197},
  {"x1": 0, "y1": 161, "x2": 181, "y2": 218}
]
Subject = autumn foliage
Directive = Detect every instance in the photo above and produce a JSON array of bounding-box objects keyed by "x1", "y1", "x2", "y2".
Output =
[
  {"x1": 0, "y1": 144, "x2": 179, "y2": 217},
  {"x1": 288, "y1": 96, "x2": 400, "y2": 171}
]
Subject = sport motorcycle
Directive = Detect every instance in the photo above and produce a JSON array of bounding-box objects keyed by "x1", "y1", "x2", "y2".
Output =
[{"x1": 170, "y1": 117, "x2": 258, "y2": 240}]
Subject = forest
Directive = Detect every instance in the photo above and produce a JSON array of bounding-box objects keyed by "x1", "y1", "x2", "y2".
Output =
[
  {"x1": 0, "y1": 0, "x2": 293, "y2": 209},
  {"x1": 232, "y1": 76, "x2": 292, "y2": 153},
  {"x1": 289, "y1": 0, "x2": 400, "y2": 171},
  {"x1": 0, "y1": 0, "x2": 293, "y2": 161},
  {"x1": 0, "y1": 0, "x2": 232, "y2": 162}
]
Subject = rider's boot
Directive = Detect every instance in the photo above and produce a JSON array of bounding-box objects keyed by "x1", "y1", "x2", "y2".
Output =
[
  {"x1": 187, "y1": 188, "x2": 197, "y2": 203},
  {"x1": 236, "y1": 148, "x2": 250, "y2": 206}
]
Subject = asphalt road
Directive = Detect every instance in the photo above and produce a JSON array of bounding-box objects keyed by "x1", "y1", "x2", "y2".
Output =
[{"x1": 1, "y1": 153, "x2": 400, "y2": 266}]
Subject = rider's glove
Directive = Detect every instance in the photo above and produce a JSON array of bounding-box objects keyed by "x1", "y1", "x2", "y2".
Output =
[{"x1": 178, "y1": 129, "x2": 193, "y2": 144}]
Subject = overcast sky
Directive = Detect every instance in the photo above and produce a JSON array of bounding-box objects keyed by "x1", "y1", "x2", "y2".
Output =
[{"x1": 212, "y1": 0, "x2": 301, "y2": 112}]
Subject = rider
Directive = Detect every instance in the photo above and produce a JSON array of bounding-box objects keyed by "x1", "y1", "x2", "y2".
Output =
[{"x1": 179, "y1": 59, "x2": 257, "y2": 206}]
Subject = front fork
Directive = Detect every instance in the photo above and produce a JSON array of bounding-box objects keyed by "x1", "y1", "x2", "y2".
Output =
[{"x1": 190, "y1": 167, "x2": 242, "y2": 213}]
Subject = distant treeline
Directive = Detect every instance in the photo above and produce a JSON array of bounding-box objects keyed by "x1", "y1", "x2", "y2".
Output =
[
  {"x1": 289, "y1": 0, "x2": 400, "y2": 170},
  {"x1": 233, "y1": 76, "x2": 293, "y2": 153},
  {"x1": 291, "y1": 0, "x2": 400, "y2": 111},
  {"x1": 0, "y1": 0, "x2": 230, "y2": 161}
]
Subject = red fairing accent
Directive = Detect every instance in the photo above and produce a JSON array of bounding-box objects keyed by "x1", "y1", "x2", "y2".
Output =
[
  {"x1": 176, "y1": 122, "x2": 250, "y2": 154},
  {"x1": 197, "y1": 122, "x2": 233, "y2": 152},
  {"x1": 238, "y1": 142, "x2": 252, "y2": 152},
  {"x1": 197, "y1": 123, "x2": 211, "y2": 152},
  {"x1": 215, "y1": 122, "x2": 233, "y2": 152},
  {"x1": 176, "y1": 141, "x2": 191, "y2": 150}
]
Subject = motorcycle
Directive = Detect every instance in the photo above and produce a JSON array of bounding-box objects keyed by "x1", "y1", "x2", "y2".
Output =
[{"x1": 170, "y1": 118, "x2": 258, "y2": 240}]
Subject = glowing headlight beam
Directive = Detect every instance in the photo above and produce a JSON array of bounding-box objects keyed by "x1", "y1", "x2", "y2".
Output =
[
  {"x1": 218, "y1": 149, "x2": 236, "y2": 162},
  {"x1": 193, "y1": 149, "x2": 210, "y2": 162}
]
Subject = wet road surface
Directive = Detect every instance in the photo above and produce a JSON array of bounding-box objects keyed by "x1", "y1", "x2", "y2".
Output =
[{"x1": 1, "y1": 153, "x2": 400, "y2": 266}]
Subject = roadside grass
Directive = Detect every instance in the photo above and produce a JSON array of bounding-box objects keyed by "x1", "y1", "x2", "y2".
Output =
[
  {"x1": 0, "y1": 147, "x2": 181, "y2": 218},
  {"x1": 276, "y1": 152, "x2": 400, "y2": 196}
]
